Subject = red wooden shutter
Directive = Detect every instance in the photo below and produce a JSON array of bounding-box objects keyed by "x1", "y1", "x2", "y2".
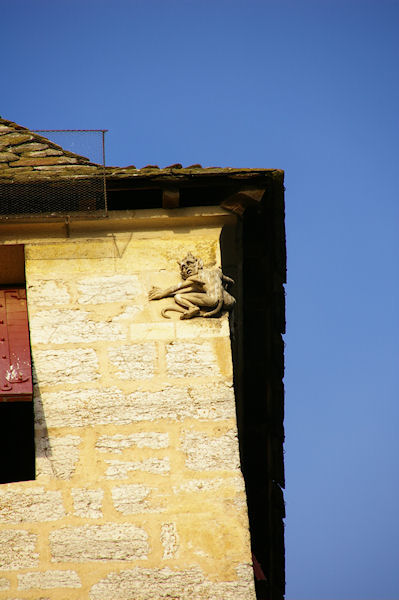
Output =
[{"x1": 0, "y1": 289, "x2": 33, "y2": 402}]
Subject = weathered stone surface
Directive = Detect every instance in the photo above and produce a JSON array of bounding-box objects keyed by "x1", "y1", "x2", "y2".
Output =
[
  {"x1": 113, "y1": 305, "x2": 143, "y2": 321},
  {"x1": 32, "y1": 348, "x2": 99, "y2": 386},
  {"x1": 105, "y1": 457, "x2": 170, "y2": 478},
  {"x1": 10, "y1": 156, "x2": 78, "y2": 167},
  {"x1": 35, "y1": 388, "x2": 126, "y2": 428},
  {"x1": 25, "y1": 239, "x2": 114, "y2": 261},
  {"x1": 161, "y1": 523, "x2": 179, "y2": 559},
  {"x1": 0, "y1": 132, "x2": 33, "y2": 149},
  {"x1": 175, "y1": 317, "x2": 230, "y2": 339},
  {"x1": 29, "y1": 309, "x2": 123, "y2": 345},
  {"x1": 0, "y1": 577, "x2": 10, "y2": 590},
  {"x1": 36, "y1": 434, "x2": 80, "y2": 480},
  {"x1": 33, "y1": 164, "x2": 97, "y2": 171},
  {"x1": 0, "y1": 165, "x2": 33, "y2": 173},
  {"x1": 77, "y1": 275, "x2": 142, "y2": 304},
  {"x1": 35, "y1": 383, "x2": 233, "y2": 428},
  {"x1": 25, "y1": 149, "x2": 64, "y2": 157},
  {"x1": 130, "y1": 321, "x2": 175, "y2": 341},
  {"x1": 111, "y1": 484, "x2": 151, "y2": 514},
  {"x1": 0, "y1": 530, "x2": 39, "y2": 570},
  {"x1": 173, "y1": 476, "x2": 245, "y2": 494},
  {"x1": 0, "y1": 488, "x2": 65, "y2": 523},
  {"x1": 96, "y1": 432, "x2": 169, "y2": 453},
  {"x1": 11, "y1": 142, "x2": 48, "y2": 153},
  {"x1": 181, "y1": 430, "x2": 241, "y2": 471},
  {"x1": 173, "y1": 476, "x2": 247, "y2": 512},
  {"x1": 50, "y1": 524, "x2": 149, "y2": 562},
  {"x1": 89, "y1": 565, "x2": 256, "y2": 600},
  {"x1": 186, "y1": 382, "x2": 235, "y2": 419},
  {"x1": 72, "y1": 488, "x2": 104, "y2": 518},
  {"x1": 166, "y1": 341, "x2": 220, "y2": 378},
  {"x1": 108, "y1": 343, "x2": 156, "y2": 380},
  {"x1": 18, "y1": 570, "x2": 81, "y2": 589},
  {"x1": 27, "y1": 280, "x2": 71, "y2": 306},
  {"x1": 125, "y1": 383, "x2": 235, "y2": 421},
  {"x1": 119, "y1": 239, "x2": 218, "y2": 272},
  {"x1": 0, "y1": 151, "x2": 19, "y2": 163},
  {"x1": 2, "y1": 597, "x2": 47, "y2": 600}
]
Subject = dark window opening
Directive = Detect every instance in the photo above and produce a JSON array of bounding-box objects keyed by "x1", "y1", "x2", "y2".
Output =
[
  {"x1": 0, "y1": 245, "x2": 35, "y2": 484},
  {"x1": 0, "y1": 401, "x2": 35, "y2": 484}
]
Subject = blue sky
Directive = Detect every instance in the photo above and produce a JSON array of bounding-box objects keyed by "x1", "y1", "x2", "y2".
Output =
[{"x1": 3, "y1": 1, "x2": 399, "y2": 598}]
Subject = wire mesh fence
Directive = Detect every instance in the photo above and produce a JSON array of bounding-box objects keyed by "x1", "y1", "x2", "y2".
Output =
[
  {"x1": 33, "y1": 130, "x2": 106, "y2": 166},
  {"x1": 0, "y1": 130, "x2": 107, "y2": 220},
  {"x1": 0, "y1": 177, "x2": 107, "y2": 218}
]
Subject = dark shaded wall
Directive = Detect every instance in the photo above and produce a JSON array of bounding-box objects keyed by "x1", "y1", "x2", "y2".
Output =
[{"x1": 222, "y1": 173, "x2": 286, "y2": 600}]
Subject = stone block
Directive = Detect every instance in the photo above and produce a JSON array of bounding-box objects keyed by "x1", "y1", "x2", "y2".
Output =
[
  {"x1": 105, "y1": 457, "x2": 170, "y2": 478},
  {"x1": 113, "y1": 305, "x2": 143, "y2": 321},
  {"x1": 96, "y1": 432, "x2": 169, "y2": 453},
  {"x1": 72, "y1": 488, "x2": 104, "y2": 519},
  {"x1": 0, "y1": 488, "x2": 65, "y2": 523},
  {"x1": 130, "y1": 321, "x2": 175, "y2": 341},
  {"x1": 166, "y1": 341, "x2": 220, "y2": 378},
  {"x1": 89, "y1": 565, "x2": 256, "y2": 600},
  {"x1": 34, "y1": 164, "x2": 96, "y2": 171},
  {"x1": 11, "y1": 142, "x2": 49, "y2": 153},
  {"x1": 18, "y1": 570, "x2": 81, "y2": 589},
  {"x1": 111, "y1": 484, "x2": 151, "y2": 514},
  {"x1": 116, "y1": 238, "x2": 219, "y2": 272},
  {"x1": 175, "y1": 317, "x2": 230, "y2": 339},
  {"x1": 29, "y1": 309, "x2": 123, "y2": 345},
  {"x1": 35, "y1": 388, "x2": 126, "y2": 428},
  {"x1": 10, "y1": 156, "x2": 78, "y2": 166},
  {"x1": 125, "y1": 382, "x2": 235, "y2": 422},
  {"x1": 36, "y1": 435, "x2": 80, "y2": 480},
  {"x1": 35, "y1": 382, "x2": 235, "y2": 429},
  {"x1": 0, "y1": 151, "x2": 19, "y2": 163},
  {"x1": 0, "y1": 132, "x2": 33, "y2": 149},
  {"x1": 77, "y1": 275, "x2": 143, "y2": 304},
  {"x1": 173, "y1": 477, "x2": 244, "y2": 494},
  {"x1": 161, "y1": 523, "x2": 179, "y2": 559},
  {"x1": 0, "y1": 530, "x2": 39, "y2": 570},
  {"x1": 50, "y1": 524, "x2": 149, "y2": 562},
  {"x1": 0, "y1": 578, "x2": 10, "y2": 590},
  {"x1": 32, "y1": 348, "x2": 99, "y2": 387},
  {"x1": 25, "y1": 148, "x2": 63, "y2": 156},
  {"x1": 26, "y1": 280, "x2": 71, "y2": 306},
  {"x1": 184, "y1": 382, "x2": 236, "y2": 419},
  {"x1": 107, "y1": 344, "x2": 156, "y2": 380},
  {"x1": 181, "y1": 430, "x2": 241, "y2": 471},
  {"x1": 25, "y1": 240, "x2": 115, "y2": 261}
]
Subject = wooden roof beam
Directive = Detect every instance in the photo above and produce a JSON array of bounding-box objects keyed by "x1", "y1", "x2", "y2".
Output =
[{"x1": 162, "y1": 187, "x2": 180, "y2": 209}]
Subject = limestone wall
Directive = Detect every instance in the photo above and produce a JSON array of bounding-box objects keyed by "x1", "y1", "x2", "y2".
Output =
[{"x1": 0, "y1": 224, "x2": 255, "y2": 599}]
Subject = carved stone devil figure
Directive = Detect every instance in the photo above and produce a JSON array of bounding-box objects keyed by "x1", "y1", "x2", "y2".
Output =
[{"x1": 148, "y1": 252, "x2": 235, "y2": 319}]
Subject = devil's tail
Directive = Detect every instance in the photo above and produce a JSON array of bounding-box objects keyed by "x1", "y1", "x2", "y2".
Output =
[
  {"x1": 161, "y1": 306, "x2": 186, "y2": 319},
  {"x1": 201, "y1": 299, "x2": 224, "y2": 318}
]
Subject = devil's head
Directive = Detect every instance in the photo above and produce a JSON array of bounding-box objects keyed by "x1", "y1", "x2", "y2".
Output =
[{"x1": 178, "y1": 252, "x2": 203, "y2": 280}]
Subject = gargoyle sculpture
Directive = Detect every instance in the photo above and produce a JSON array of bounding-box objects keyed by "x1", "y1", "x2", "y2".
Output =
[{"x1": 148, "y1": 252, "x2": 235, "y2": 319}]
